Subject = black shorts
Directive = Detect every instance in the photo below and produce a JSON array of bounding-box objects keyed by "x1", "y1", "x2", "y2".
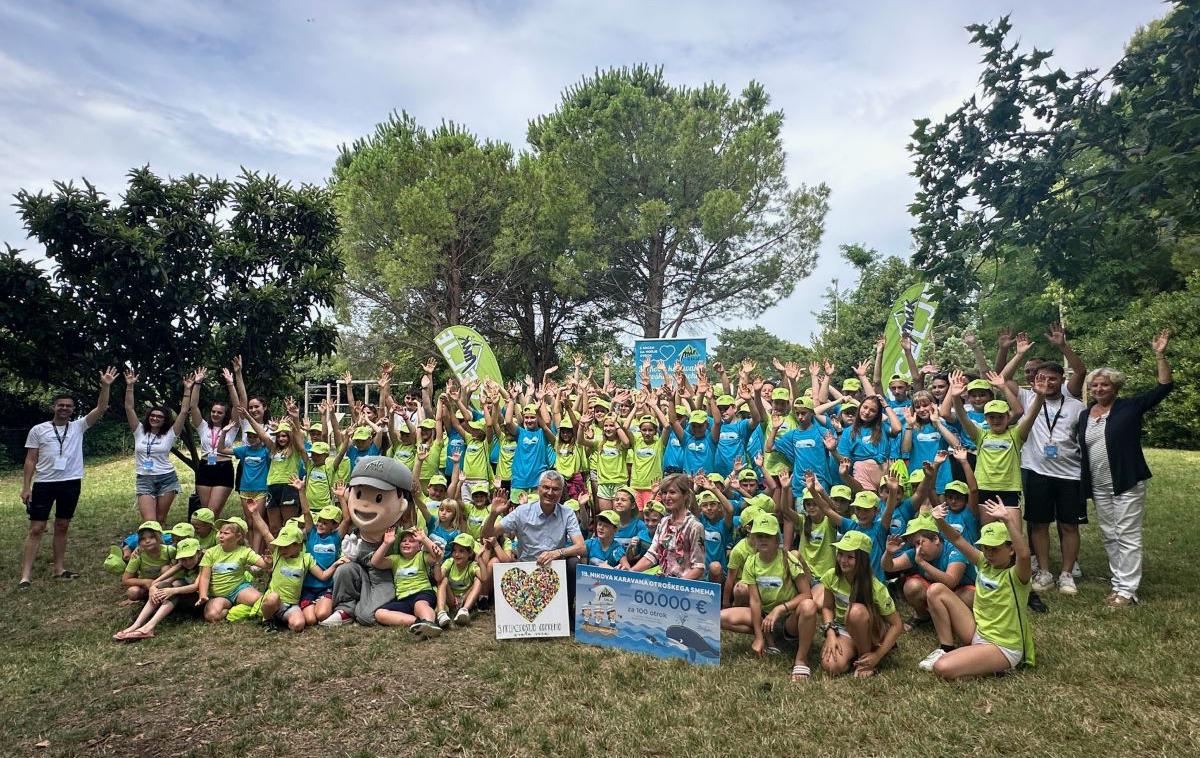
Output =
[
  {"x1": 267, "y1": 484, "x2": 299, "y2": 510},
  {"x1": 381, "y1": 590, "x2": 437, "y2": 615},
  {"x1": 196, "y1": 460, "x2": 235, "y2": 488},
  {"x1": 977, "y1": 489, "x2": 1021, "y2": 509},
  {"x1": 1022, "y1": 469, "x2": 1087, "y2": 525},
  {"x1": 27, "y1": 479, "x2": 82, "y2": 521},
  {"x1": 949, "y1": 452, "x2": 977, "y2": 483}
]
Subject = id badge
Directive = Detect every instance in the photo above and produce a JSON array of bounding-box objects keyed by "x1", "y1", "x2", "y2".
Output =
[
  {"x1": 53, "y1": 456, "x2": 68, "y2": 471},
  {"x1": 1043, "y1": 444, "x2": 1059, "y2": 460},
  {"x1": 207, "y1": 453, "x2": 218, "y2": 466},
  {"x1": 141, "y1": 459, "x2": 154, "y2": 472}
]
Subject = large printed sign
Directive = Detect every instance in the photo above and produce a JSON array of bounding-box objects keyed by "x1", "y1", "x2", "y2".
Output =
[
  {"x1": 881, "y1": 283, "x2": 938, "y2": 382},
  {"x1": 435, "y1": 325, "x2": 505, "y2": 390},
  {"x1": 492, "y1": 561, "x2": 570, "y2": 639},
  {"x1": 574, "y1": 565, "x2": 720, "y2": 666},
  {"x1": 634, "y1": 338, "x2": 708, "y2": 388}
]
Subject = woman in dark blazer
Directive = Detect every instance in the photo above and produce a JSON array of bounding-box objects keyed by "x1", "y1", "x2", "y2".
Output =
[{"x1": 1075, "y1": 329, "x2": 1173, "y2": 608}]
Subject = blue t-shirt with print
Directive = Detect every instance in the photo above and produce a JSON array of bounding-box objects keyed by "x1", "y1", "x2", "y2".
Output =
[
  {"x1": 772, "y1": 420, "x2": 833, "y2": 491},
  {"x1": 943, "y1": 506, "x2": 980, "y2": 545},
  {"x1": 585, "y1": 536, "x2": 626, "y2": 567},
  {"x1": 233, "y1": 444, "x2": 270, "y2": 492},
  {"x1": 303, "y1": 529, "x2": 341, "y2": 591},
  {"x1": 511, "y1": 426, "x2": 551, "y2": 490},
  {"x1": 713, "y1": 418, "x2": 752, "y2": 477},
  {"x1": 699, "y1": 513, "x2": 733, "y2": 569}
]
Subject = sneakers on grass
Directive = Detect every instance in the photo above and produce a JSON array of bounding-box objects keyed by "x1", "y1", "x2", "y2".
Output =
[
  {"x1": 454, "y1": 608, "x2": 472, "y2": 626},
  {"x1": 1058, "y1": 572, "x2": 1078, "y2": 595},
  {"x1": 319, "y1": 610, "x2": 352, "y2": 627},
  {"x1": 1072, "y1": 562, "x2": 1082, "y2": 579},
  {"x1": 436, "y1": 611, "x2": 453, "y2": 629},
  {"x1": 1032, "y1": 570, "x2": 1055, "y2": 592},
  {"x1": 918, "y1": 648, "x2": 946, "y2": 672}
]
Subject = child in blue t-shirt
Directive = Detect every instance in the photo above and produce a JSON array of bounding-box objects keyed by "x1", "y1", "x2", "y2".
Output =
[
  {"x1": 817, "y1": 478, "x2": 901, "y2": 582},
  {"x1": 696, "y1": 480, "x2": 734, "y2": 584},
  {"x1": 586, "y1": 510, "x2": 629, "y2": 568},
  {"x1": 299, "y1": 479, "x2": 351, "y2": 627},
  {"x1": 612, "y1": 488, "x2": 651, "y2": 563}
]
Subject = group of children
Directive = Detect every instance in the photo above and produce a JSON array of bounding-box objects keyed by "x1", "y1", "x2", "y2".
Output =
[{"x1": 109, "y1": 350, "x2": 1037, "y2": 682}]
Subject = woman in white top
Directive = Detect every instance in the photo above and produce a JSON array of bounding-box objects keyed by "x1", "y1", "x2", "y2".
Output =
[
  {"x1": 190, "y1": 367, "x2": 242, "y2": 518},
  {"x1": 124, "y1": 369, "x2": 193, "y2": 522}
]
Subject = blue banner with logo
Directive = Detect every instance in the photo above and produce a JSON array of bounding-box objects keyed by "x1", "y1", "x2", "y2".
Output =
[
  {"x1": 574, "y1": 565, "x2": 720, "y2": 666},
  {"x1": 634, "y1": 338, "x2": 707, "y2": 388}
]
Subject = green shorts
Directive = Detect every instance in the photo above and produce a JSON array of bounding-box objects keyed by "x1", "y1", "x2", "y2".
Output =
[
  {"x1": 596, "y1": 483, "x2": 619, "y2": 500},
  {"x1": 510, "y1": 487, "x2": 536, "y2": 504}
]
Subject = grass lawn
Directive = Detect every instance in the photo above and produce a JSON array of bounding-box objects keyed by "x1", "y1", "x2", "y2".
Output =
[{"x1": 4, "y1": 450, "x2": 1200, "y2": 757}]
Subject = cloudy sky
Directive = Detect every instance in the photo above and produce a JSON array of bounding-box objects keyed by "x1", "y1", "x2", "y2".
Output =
[{"x1": 0, "y1": 0, "x2": 1166, "y2": 345}]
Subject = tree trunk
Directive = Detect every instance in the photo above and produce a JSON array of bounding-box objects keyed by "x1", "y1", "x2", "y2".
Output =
[{"x1": 644, "y1": 234, "x2": 665, "y2": 338}]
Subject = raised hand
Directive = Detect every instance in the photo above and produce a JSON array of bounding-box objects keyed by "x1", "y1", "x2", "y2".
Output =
[
  {"x1": 900, "y1": 333, "x2": 912, "y2": 352},
  {"x1": 886, "y1": 534, "x2": 903, "y2": 552},
  {"x1": 934, "y1": 449, "x2": 949, "y2": 465},
  {"x1": 948, "y1": 370, "x2": 967, "y2": 394},
  {"x1": 783, "y1": 361, "x2": 800, "y2": 381},
  {"x1": 221, "y1": 367, "x2": 235, "y2": 385},
  {"x1": 124, "y1": 368, "x2": 138, "y2": 385},
  {"x1": 342, "y1": 371, "x2": 353, "y2": 385},
  {"x1": 996, "y1": 327, "x2": 1014, "y2": 350},
  {"x1": 231, "y1": 355, "x2": 242, "y2": 372},
  {"x1": 1014, "y1": 332, "x2": 1034, "y2": 354},
  {"x1": 962, "y1": 330, "x2": 977, "y2": 348},
  {"x1": 289, "y1": 475, "x2": 305, "y2": 490},
  {"x1": 99, "y1": 366, "x2": 118, "y2": 385},
  {"x1": 981, "y1": 498, "x2": 1009, "y2": 523},
  {"x1": 1045, "y1": 323, "x2": 1067, "y2": 350},
  {"x1": 823, "y1": 432, "x2": 838, "y2": 451},
  {"x1": 875, "y1": 336, "x2": 886, "y2": 352},
  {"x1": 193, "y1": 367, "x2": 208, "y2": 384},
  {"x1": 931, "y1": 504, "x2": 948, "y2": 521},
  {"x1": 422, "y1": 357, "x2": 437, "y2": 375},
  {"x1": 740, "y1": 357, "x2": 756, "y2": 375},
  {"x1": 985, "y1": 371, "x2": 1006, "y2": 388},
  {"x1": 1152, "y1": 328, "x2": 1170, "y2": 355},
  {"x1": 823, "y1": 359, "x2": 835, "y2": 376},
  {"x1": 902, "y1": 406, "x2": 917, "y2": 426},
  {"x1": 854, "y1": 359, "x2": 871, "y2": 377},
  {"x1": 382, "y1": 526, "x2": 397, "y2": 545},
  {"x1": 950, "y1": 445, "x2": 967, "y2": 462},
  {"x1": 490, "y1": 489, "x2": 510, "y2": 514}
]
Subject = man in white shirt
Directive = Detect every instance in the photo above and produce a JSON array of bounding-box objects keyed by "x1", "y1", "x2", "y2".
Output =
[{"x1": 19, "y1": 367, "x2": 117, "y2": 589}]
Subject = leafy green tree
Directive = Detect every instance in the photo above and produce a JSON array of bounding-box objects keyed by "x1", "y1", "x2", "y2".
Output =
[
  {"x1": 4, "y1": 167, "x2": 342, "y2": 406},
  {"x1": 528, "y1": 65, "x2": 830, "y2": 338},
  {"x1": 711, "y1": 326, "x2": 810, "y2": 380}
]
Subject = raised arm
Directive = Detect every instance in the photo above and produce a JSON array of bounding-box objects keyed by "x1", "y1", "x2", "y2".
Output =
[
  {"x1": 930, "y1": 504, "x2": 981, "y2": 564},
  {"x1": 1152, "y1": 328, "x2": 1172, "y2": 385},
  {"x1": 172, "y1": 371, "x2": 196, "y2": 436},
  {"x1": 901, "y1": 334, "x2": 924, "y2": 391},
  {"x1": 86, "y1": 366, "x2": 118, "y2": 427},
  {"x1": 871, "y1": 336, "x2": 885, "y2": 388},
  {"x1": 232, "y1": 354, "x2": 249, "y2": 407},
  {"x1": 1045, "y1": 324, "x2": 1086, "y2": 398},
  {"x1": 123, "y1": 369, "x2": 140, "y2": 432},
  {"x1": 961, "y1": 331, "x2": 991, "y2": 377}
]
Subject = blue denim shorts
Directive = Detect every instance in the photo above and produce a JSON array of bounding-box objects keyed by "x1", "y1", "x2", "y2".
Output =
[{"x1": 136, "y1": 471, "x2": 182, "y2": 497}]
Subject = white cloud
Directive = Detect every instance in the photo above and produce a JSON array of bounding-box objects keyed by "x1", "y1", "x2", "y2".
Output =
[{"x1": 0, "y1": 0, "x2": 1169, "y2": 346}]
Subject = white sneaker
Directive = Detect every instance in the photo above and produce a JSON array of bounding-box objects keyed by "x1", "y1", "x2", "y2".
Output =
[
  {"x1": 1058, "y1": 572, "x2": 1078, "y2": 595},
  {"x1": 454, "y1": 608, "x2": 472, "y2": 626},
  {"x1": 1072, "y1": 562, "x2": 1082, "y2": 579},
  {"x1": 1032, "y1": 570, "x2": 1055, "y2": 592},
  {"x1": 436, "y1": 611, "x2": 453, "y2": 629},
  {"x1": 319, "y1": 610, "x2": 352, "y2": 627},
  {"x1": 918, "y1": 648, "x2": 946, "y2": 672},
  {"x1": 1031, "y1": 555, "x2": 1040, "y2": 573}
]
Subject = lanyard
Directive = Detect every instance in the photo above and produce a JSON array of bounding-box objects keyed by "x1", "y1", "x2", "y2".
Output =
[
  {"x1": 1042, "y1": 399, "x2": 1065, "y2": 439},
  {"x1": 209, "y1": 425, "x2": 222, "y2": 451},
  {"x1": 52, "y1": 424, "x2": 68, "y2": 456},
  {"x1": 145, "y1": 432, "x2": 160, "y2": 459}
]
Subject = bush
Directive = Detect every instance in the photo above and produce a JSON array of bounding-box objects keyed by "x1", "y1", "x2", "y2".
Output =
[
  {"x1": 1076, "y1": 272, "x2": 1200, "y2": 450},
  {"x1": 82, "y1": 419, "x2": 133, "y2": 458}
]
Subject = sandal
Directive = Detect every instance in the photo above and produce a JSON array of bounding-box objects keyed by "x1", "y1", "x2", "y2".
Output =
[
  {"x1": 853, "y1": 667, "x2": 877, "y2": 679},
  {"x1": 18, "y1": 580, "x2": 32, "y2": 591},
  {"x1": 765, "y1": 645, "x2": 782, "y2": 656},
  {"x1": 53, "y1": 570, "x2": 81, "y2": 580},
  {"x1": 124, "y1": 629, "x2": 154, "y2": 641},
  {"x1": 790, "y1": 664, "x2": 811, "y2": 682}
]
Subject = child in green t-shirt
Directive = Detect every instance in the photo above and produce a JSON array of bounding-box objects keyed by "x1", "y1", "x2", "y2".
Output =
[
  {"x1": 436, "y1": 533, "x2": 483, "y2": 629},
  {"x1": 371, "y1": 526, "x2": 442, "y2": 639},
  {"x1": 197, "y1": 515, "x2": 269, "y2": 623},
  {"x1": 256, "y1": 523, "x2": 344, "y2": 632},
  {"x1": 122, "y1": 520, "x2": 176, "y2": 604},
  {"x1": 950, "y1": 372, "x2": 1027, "y2": 511}
]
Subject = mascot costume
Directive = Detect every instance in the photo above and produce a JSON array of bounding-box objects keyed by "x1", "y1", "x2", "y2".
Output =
[{"x1": 327, "y1": 456, "x2": 413, "y2": 625}]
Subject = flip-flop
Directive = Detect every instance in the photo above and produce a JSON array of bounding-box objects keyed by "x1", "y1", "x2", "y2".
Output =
[
  {"x1": 53, "y1": 570, "x2": 81, "y2": 579},
  {"x1": 113, "y1": 630, "x2": 133, "y2": 641},
  {"x1": 790, "y1": 665, "x2": 811, "y2": 682},
  {"x1": 124, "y1": 629, "x2": 154, "y2": 641}
]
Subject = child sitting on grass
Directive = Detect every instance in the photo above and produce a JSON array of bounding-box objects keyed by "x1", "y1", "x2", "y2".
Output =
[
  {"x1": 122, "y1": 521, "x2": 175, "y2": 604},
  {"x1": 113, "y1": 537, "x2": 204, "y2": 641},
  {"x1": 371, "y1": 526, "x2": 442, "y2": 639},
  {"x1": 196, "y1": 515, "x2": 268, "y2": 622},
  {"x1": 436, "y1": 533, "x2": 483, "y2": 629}
]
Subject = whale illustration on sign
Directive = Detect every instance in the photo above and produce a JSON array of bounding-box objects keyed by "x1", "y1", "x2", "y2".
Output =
[{"x1": 664, "y1": 624, "x2": 719, "y2": 663}]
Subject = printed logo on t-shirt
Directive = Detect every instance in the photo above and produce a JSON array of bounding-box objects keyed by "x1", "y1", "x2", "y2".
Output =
[
  {"x1": 395, "y1": 566, "x2": 419, "y2": 578},
  {"x1": 280, "y1": 566, "x2": 304, "y2": 580},
  {"x1": 979, "y1": 575, "x2": 1000, "y2": 591},
  {"x1": 797, "y1": 438, "x2": 817, "y2": 449},
  {"x1": 810, "y1": 530, "x2": 824, "y2": 543},
  {"x1": 602, "y1": 447, "x2": 620, "y2": 458},
  {"x1": 704, "y1": 529, "x2": 722, "y2": 545},
  {"x1": 917, "y1": 432, "x2": 941, "y2": 443},
  {"x1": 635, "y1": 448, "x2": 654, "y2": 458},
  {"x1": 756, "y1": 575, "x2": 783, "y2": 589},
  {"x1": 982, "y1": 438, "x2": 1012, "y2": 452},
  {"x1": 310, "y1": 543, "x2": 336, "y2": 554},
  {"x1": 720, "y1": 430, "x2": 740, "y2": 442},
  {"x1": 212, "y1": 561, "x2": 240, "y2": 574}
]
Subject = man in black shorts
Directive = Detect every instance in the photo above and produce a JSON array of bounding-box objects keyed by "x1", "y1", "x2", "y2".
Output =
[{"x1": 19, "y1": 368, "x2": 117, "y2": 589}]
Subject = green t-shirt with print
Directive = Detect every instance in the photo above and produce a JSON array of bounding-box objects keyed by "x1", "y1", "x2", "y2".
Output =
[
  {"x1": 628, "y1": 436, "x2": 664, "y2": 489},
  {"x1": 268, "y1": 551, "x2": 317, "y2": 605},
  {"x1": 462, "y1": 435, "x2": 491, "y2": 481},
  {"x1": 595, "y1": 440, "x2": 628, "y2": 485},
  {"x1": 728, "y1": 538, "x2": 756, "y2": 575},
  {"x1": 267, "y1": 448, "x2": 304, "y2": 486},
  {"x1": 969, "y1": 427, "x2": 1024, "y2": 492},
  {"x1": 389, "y1": 552, "x2": 433, "y2": 599},
  {"x1": 201, "y1": 544, "x2": 262, "y2": 598},
  {"x1": 765, "y1": 414, "x2": 799, "y2": 475},
  {"x1": 819, "y1": 567, "x2": 896, "y2": 624},
  {"x1": 799, "y1": 516, "x2": 837, "y2": 580},
  {"x1": 554, "y1": 443, "x2": 584, "y2": 478},
  {"x1": 125, "y1": 545, "x2": 176, "y2": 579},
  {"x1": 740, "y1": 551, "x2": 802, "y2": 611},
  {"x1": 497, "y1": 434, "x2": 518, "y2": 481},
  {"x1": 440, "y1": 558, "x2": 480, "y2": 596},
  {"x1": 973, "y1": 554, "x2": 1035, "y2": 666}
]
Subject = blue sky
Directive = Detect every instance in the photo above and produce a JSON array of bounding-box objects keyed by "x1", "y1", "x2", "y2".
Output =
[{"x1": 0, "y1": 0, "x2": 1167, "y2": 345}]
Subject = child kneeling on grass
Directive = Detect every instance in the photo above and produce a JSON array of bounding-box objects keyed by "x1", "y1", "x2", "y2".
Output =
[
  {"x1": 256, "y1": 521, "x2": 345, "y2": 632},
  {"x1": 918, "y1": 500, "x2": 1035, "y2": 678},
  {"x1": 196, "y1": 516, "x2": 268, "y2": 622},
  {"x1": 818, "y1": 531, "x2": 904, "y2": 679},
  {"x1": 436, "y1": 533, "x2": 483, "y2": 629},
  {"x1": 114, "y1": 537, "x2": 204, "y2": 641},
  {"x1": 371, "y1": 526, "x2": 442, "y2": 639},
  {"x1": 719, "y1": 514, "x2": 819, "y2": 682}
]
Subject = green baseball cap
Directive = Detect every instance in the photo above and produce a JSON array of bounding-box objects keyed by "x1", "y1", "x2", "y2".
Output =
[
  {"x1": 270, "y1": 525, "x2": 304, "y2": 547},
  {"x1": 829, "y1": 485, "x2": 853, "y2": 500},
  {"x1": 697, "y1": 490, "x2": 718, "y2": 504},
  {"x1": 716, "y1": 394, "x2": 736, "y2": 407},
  {"x1": 749, "y1": 493, "x2": 775, "y2": 513},
  {"x1": 674, "y1": 404, "x2": 689, "y2": 416},
  {"x1": 984, "y1": 400, "x2": 1010, "y2": 415},
  {"x1": 907, "y1": 468, "x2": 926, "y2": 485},
  {"x1": 419, "y1": 419, "x2": 437, "y2": 430},
  {"x1": 428, "y1": 474, "x2": 448, "y2": 487},
  {"x1": 889, "y1": 373, "x2": 910, "y2": 385},
  {"x1": 833, "y1": 530, "x2": 873, "y2": 554},
  {"x1": 794, "y1": 396, "x2": 815, "y2": 410},
  {"x1": 168, "y1": 522, "x2": 195, "y2": 539},
  {"x1": 976, "y1": 522, "x2": 1012, "y2": 547},
  {"x1": 173, "y1": 538, "x2": 201, "y2": 560},
  {"x1": 317, "y1": 506, "x2": 343, "y2": 521},
  {"x1": 645, "y1": 500, "x2": 666, "y2": 515},
  {"x1": 615, "y1": 485, "x2": 638, "y2": 501},
  {"x1": 137, "y1": 520, "x2": 163, "y2": 534},
  {"x1": 191, "y1": 507, "x2": 216, "y2": 525},
  {"x1": 218, "y1": 516, "x2": 248, "y2": 533},
  {"x1": 310, "y1": 442, "x2": 331, "y2": 455},
  {"x1": 966, "y1": 379, "x2": 993, "y2": 392},
  {"x1": 739, "y1": 505, "x2": 764, "y2": 529},
  {"x1": 522, "y1": 404, "x2": 539, "y2": 415},
  {"x1": 842, "y1": 378, "x2": 862, "y2": 392},
  {"x1": 902, "y1": 516, "x2": 940, "y2": 538},
  {"x1": 470, "y1": 482, "x2": 490, "y2": 495},
  {"x1": 840, "y1": 398, "x2": 860, "y2": 411},
  {"x1": 944, "y1": 480, "x2": 969, "y2": 495},
  {"x1": 352, "y1": 426, "x2": 372, "y2": 440},
  {"x1": 637, "y1": 415, "x2": 658, "y2": 428},
  {"x1": 770, "y1": 388, "x2": 790, "y2": 401},
  {"x1": 738, "y1": 469, "x2": 759, "y2": 482},
  {"x1": 852, "y1": 490, "x2": 881, "y2": 510},
  {"x1": 597, "y1": 509, "x2": 621, "y2": 526},
  {"x1": 801, "y1": 488, "x2": 814, "y2": 501},
  {"x1": 451, "y1": 532, "x2": 478, "y2": 552},
  {"x1": 688, "y1": 410, "x2": 709, "y2": 424},
  {"x1": 592, "y1": 398, "x2": 611, "y2": 411},
  {"x1": 750, "y1": 513, "x2": 780, "y2": 536},
  {"x1": 563, "y1": 498, "x2": 580, "y2": 511},
  {"x1": 558, "y1": 418, "x2": 575, "y2": 430}
]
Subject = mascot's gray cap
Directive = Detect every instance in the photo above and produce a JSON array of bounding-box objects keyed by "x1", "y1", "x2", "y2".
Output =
[{"x1": 348, "y1": 456, "x2": 412, "y2": 492}]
